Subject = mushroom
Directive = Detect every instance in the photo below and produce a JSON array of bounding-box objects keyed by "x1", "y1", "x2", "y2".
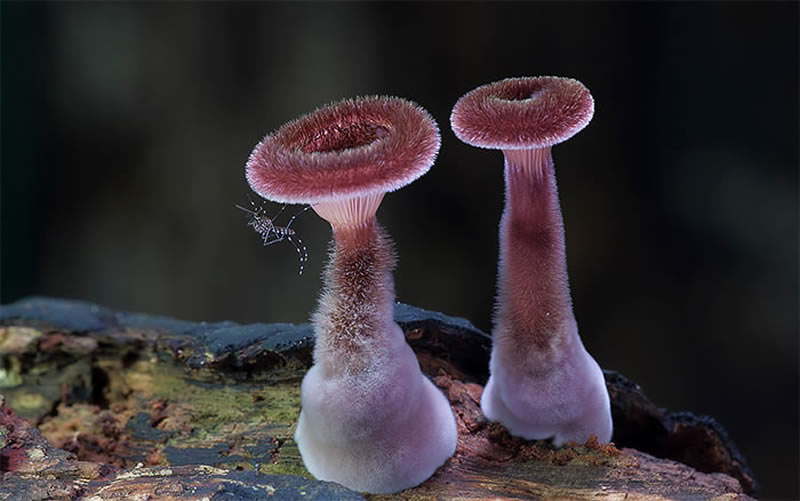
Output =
[
  {"x1": 450, "y1": 77, "x2": 612, "y2": 445},
  {"x1": 245, "y1": 96, "x2": 457, "y2": 493}
]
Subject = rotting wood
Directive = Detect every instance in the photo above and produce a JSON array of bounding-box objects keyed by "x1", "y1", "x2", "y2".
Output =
[{"x1": 1, "y1": 297, "x2": 754, "y2": 499}]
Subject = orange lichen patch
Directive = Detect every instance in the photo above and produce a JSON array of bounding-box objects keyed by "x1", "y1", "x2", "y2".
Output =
[
  {"x1": 600, "y1": 442, "x2": 621, "y2": 456},
  {"x1": 38, "y1": 332, "x2": 68, "y2": 350},
  {"x1": 549, "y1": 448, "x2": 579, "y2": 466},
  {"x1": 146, "y1": 447, "x2": 166, "y2": 466},
  {"x1": 37, "y1": 331, "x2": 98, "y2": 353},
  {"x1": 585, "y1": 435, "x2": 622, "y2": 457},
  {"x1": 147, "y1": 400, "x2": 194, "y2": 435},
  {"x1": 145, "y1": 398, "x2": 194, "y2": 436},
  {"x1": 39, "y1": 403, "x2": 132, "y2": 468}
]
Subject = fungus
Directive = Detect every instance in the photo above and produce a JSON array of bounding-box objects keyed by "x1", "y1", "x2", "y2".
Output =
[
  {"x1": 450, "y1": 77, "x2": 612, "y2": 445},
  {"x1": 245, "y1": 96, "x2": 457, "y2": 493}
]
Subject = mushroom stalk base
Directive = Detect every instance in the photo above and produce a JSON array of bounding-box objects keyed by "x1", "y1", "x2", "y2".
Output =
[
  {"x1": 481, "y1": 147, "x2": 612, "y2": 446},
  {"x1": 295, "y1": 217, "x2": 457, "y2": 494}
]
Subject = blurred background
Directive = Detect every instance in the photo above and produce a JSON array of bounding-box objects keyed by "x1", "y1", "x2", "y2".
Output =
[{"x1": 1, "y1": 2, "x2": 797, "y2": 498}]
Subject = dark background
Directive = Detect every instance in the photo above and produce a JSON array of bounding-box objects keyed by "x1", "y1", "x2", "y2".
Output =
[{"x1": 2, "y1": 2, "x2": 797, "y2": 498}]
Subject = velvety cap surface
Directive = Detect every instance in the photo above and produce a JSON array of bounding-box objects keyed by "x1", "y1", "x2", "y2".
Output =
[
  {"x1": 450, "y1": 77, "x2": 594, "y2": 150},
  {"x1": 246, "y1": 96, "x2": 440, "y2": 204}
]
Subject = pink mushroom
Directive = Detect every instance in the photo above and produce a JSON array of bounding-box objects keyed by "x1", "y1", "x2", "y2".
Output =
[
  {"x1": 450, "y1": 77, "x2": 612, "y2": 445},
  {"x1": 246, "y1": 96, "x2": 457, "y2": 493}
]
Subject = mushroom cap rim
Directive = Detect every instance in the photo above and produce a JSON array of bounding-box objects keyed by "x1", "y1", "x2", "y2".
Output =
[
  {"x1": 246, "y1": 95, "x2": 441, "y2": 205},
  {"x1": 450, "y1": 76, "x2": 595, "y2": 151}
]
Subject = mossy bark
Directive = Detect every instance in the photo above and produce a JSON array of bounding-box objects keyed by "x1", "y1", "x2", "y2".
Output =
[{"x1": 1, "y1": 297, "x2": 754, "y2": 499}]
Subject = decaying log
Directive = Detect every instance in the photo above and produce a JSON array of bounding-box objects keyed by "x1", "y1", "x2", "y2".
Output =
[{"x1": 1, "y1": 297, "x2": 754, "y2": 499}]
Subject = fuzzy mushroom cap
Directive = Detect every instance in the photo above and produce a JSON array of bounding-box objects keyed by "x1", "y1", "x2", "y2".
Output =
[
  {"x1": 246, "y1": 96, "x2": 440, "y2": 204},
  {"x1": 450, "y1": 76, "x2": 594, "y2": 150}
]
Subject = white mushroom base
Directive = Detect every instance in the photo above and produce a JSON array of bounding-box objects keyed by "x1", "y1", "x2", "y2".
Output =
[
  {"x1": 295, "y1": 324, "x2": 457, "y2": 494},
  {"x1": 481, "y1": 336, "x2": 613, "y2": 447}
]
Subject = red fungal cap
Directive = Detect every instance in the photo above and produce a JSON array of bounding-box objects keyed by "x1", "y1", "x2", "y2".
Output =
[
  {"x1": 450, "y1": 77, "x2": 594, "y2": 150},
  {"x1": 246, "y1": 96, "x2": 440, "y2": 204}
]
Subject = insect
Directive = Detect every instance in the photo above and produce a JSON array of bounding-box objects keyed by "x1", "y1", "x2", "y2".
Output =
[{"x1": 236, "y1": 197, "x2": 311, "y2": 275}]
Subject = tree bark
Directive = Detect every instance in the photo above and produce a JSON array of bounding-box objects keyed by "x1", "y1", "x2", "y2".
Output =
[{"x1": 0, "y1": 297, "x2": 754, "y2": 499}]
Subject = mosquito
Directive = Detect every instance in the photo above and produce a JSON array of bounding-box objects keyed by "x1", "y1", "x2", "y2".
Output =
[{"x1": 236, "y1": 197, "x2": 311, "y2": 275}]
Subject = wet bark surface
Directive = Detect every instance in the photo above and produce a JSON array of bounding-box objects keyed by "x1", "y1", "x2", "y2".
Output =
[{"x1": 0, "y1": 297, "x2": 755, "y2": 499}]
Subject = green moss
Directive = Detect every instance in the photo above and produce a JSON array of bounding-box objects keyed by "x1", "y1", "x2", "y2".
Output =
[
  {"x1": 111, "y1": 358, "x2": 308, "y2": 475},
  {"x1": 259, "y1": 440, "x2": 310, "y2": 478},
  {"x1": 6, "y1": 391, "x2": 46, "y2": 414},
  {"x1": 0, "y1": 359, "x2": 23, "y2": 388}
]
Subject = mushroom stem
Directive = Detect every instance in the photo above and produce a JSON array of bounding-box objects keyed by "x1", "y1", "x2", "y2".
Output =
[
  {"x1": 451, "y1": 76, "x2": 612, "y2": 446},
  {"x1": 312, "y1": 214, "x2": 396, "y2": 377},
  {"x1": 497, "y1": 147, "x2": 574, "y2": 365},
  {"x1": 482, "y1": 146, "x2": 612, "y2": 445},
  {"x1": 311, "y1": 193, "x2": 395, "y2": 377},
  {"x1": 297, "y1": 195, "x2": 457, "y2": 493}
]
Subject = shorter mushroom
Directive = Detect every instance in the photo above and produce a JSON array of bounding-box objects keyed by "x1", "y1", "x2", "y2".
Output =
[
  {"x1": 246, "y1": 96, "x2": 457, "y2": 494},
  {"x1": 450, "y1": 77, "x2": 612, "y2": 445}
]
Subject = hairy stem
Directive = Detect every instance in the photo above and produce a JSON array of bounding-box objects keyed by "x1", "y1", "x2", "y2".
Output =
[
  {"x1": 311, "y1": 217, "x2": 397, "y2": 378},
  {"x1": 494, "y1": 147, "x2": 578, "y2": 370}
]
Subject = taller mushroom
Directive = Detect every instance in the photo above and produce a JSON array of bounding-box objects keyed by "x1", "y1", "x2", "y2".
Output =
[
  {"x1": 450, "y1": 77, "x2": 612, "y2": 445},
  {"x1": 246, "y1": 96, "x2": 456, "y2": 494}
]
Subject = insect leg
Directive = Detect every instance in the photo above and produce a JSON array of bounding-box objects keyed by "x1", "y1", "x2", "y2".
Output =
[
  {"x1": 286, "y1": 234, "x2": 309, "y2": 275},
  {"x1": 262, "y1": 228, "x2": 286, "y2": 247},
  {"x1": 284, "y1": 205, "x2": 312, "y2": 231},
  {"x1": 270, "y1": 204, "x2": 287, "y2": 223}
]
